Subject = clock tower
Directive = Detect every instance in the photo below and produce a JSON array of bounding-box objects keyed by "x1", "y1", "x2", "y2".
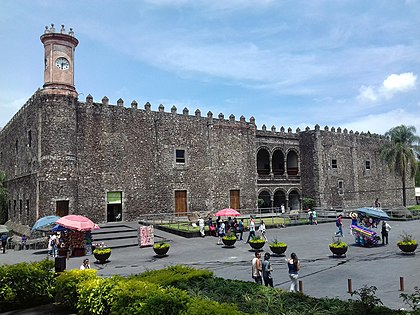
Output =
[{"x1": 40, "y1": 24, "x2": 79, "y2": 97}]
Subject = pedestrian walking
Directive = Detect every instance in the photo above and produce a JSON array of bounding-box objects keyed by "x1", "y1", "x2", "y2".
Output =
[
  {"x1": 21, "y1": 234, "x2": 27, "y2": 250},
  {"x1": 262, "y1": 252, "x2": 273, "y2": 287},
  {"x1": 335, "y1": 214, "x2": 343, "y2": 237},
  {"x1": 1, "y1": 233, "x2": 8, "y2": 254},
  {"x1": 312, "y1": 209, "x2": 318, "y2": 225},
  {"x1": 246, "y1": 216, "x2": 256, "y2": 243},
  {"x1": 287, "y1": 252, "x2": 300, "y2": 292},
  {"x1": 381, "y1": 221, "x2": 391, "y2": 245},
  {"x1": 308, "y1": 210, "x2": 313, "y2": 225},
  {"x1": 251, "y1": 251, "x2": 262, "y2": 285}
]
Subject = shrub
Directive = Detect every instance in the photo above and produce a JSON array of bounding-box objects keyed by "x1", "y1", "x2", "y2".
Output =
[
  {"x1": 0, "y1": 259, "x2": 55, "y2": 312},
  {"x1": 269, "y1": 239, "x2": 287, "y2": 247},
  {"x1": 249, "y1": 235, "x2": 265, "y2": 243},
  {"x1": 350, "y1": 285, "x2": 383, "y2": 315},
  {"x1": 55, "y1": 269, "x2": 97, "y2": 311},
  {"x1": 222, "y1": 232, "x2": 237, "y2": 241},
  {"x1": 153, "y1": 242, "x2": 170, "y2": 249},
  {"x1": 400, "y1": 286, "x2": 420, "y2": 312},
  {"x1": 183, "y1": 297, "x2": 244, "y2": 314},
  {"x1": 135, "y1": 265, "x2": 213, "y2": 287},
  {"x1": 93, "y1": 247, "x2": 112, "y2": 255},
  {"x1": 329, "y1": 237, "x2": 348, "y2": 248},
  {"x1": 397, "y1": 232, "x2": 417, "y2": 246},
  {"x1": 77, "y1": 276, "x2": 121, "y2": 315},
  {"x1": 110, "y1": 278, "x2": 190, "y2": 315}
]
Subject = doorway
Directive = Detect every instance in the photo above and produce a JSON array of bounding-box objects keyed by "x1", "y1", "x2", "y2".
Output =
[
  {"x1": 56, "y1": 200, "x2": 69, "y2": 217},
  {"x1": 175, "y1": 190, "x2": 187, "y2": 216},
  {"x1": 107, "y1": 192, "x2": 122, "y2": 222}
]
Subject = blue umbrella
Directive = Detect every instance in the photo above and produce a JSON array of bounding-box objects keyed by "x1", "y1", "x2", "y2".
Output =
[
  {"x1": 356, "y1": 207, "x2": 390, "y2": 220},
  {"x1": 31, "y1": 215, "x2": 61, "y2": 231},
  {"x1": 51, "y1": 224, "x2": 68, "y2": 232}
]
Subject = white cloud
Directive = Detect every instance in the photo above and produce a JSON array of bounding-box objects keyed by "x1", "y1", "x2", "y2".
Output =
[{"x1": 358, "y1": 72, "x2": 417, "y2": 102}]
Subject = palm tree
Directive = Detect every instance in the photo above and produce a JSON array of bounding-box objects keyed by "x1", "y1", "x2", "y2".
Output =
[{"x1": 380, "y1": 125, "x2": 420, "y2": 206}]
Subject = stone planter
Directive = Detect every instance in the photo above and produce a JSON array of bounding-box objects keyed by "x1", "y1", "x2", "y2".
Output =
[
  {"x1": 153, "y1": 246, "x2": 170, "y2": 256},
  {"x1": 93, "y1": 251, "x2": 111, "y2": 263},
  {"x1": 329, "y1": 246, "x2": 348, "y2": 257},
  {"x1": 398, "y1": 243, "x2": 417, "y2": 253},
  {"x1": 249, "y1": 241, "x2": 265, "y2": 251},
  {"x1": 269, "y1": 245, "x2": 287, "y2": 255},
  {"x1": 222, "y1": 238, "x2": 237, "y2": 247}
]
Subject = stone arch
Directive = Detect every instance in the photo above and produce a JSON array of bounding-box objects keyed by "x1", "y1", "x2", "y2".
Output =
[
  {"x1": 286, "y1": 149, "x2": 299, "y2": 176},
  {"x1": 257, "y1": 189, "x2": 271, "y2": 209},
  {"x1": 272, "y1": 148, "x2": 285, "y2": 176},
  {"x1": 288, "y1": 189, "x2": 301, "y2": 210},
  {"x1": 273, "y1": 189, "x2": 286, "y2": 208},
  {"x1": 257, "y1": 147, "x2": 270, "y2": 175}
]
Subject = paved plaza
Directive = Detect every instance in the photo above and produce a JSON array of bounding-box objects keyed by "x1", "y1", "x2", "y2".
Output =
[{"x1": 1, "y1": 219, "x2": 419, "y2": 311}]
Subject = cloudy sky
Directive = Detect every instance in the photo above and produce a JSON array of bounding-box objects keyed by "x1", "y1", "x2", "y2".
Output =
[{"x1": 0, "y1": 0, "x2": 419, "y2": 135}]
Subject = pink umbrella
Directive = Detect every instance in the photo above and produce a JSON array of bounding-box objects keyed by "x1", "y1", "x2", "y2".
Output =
[
  {"x1": 55, "y1": 215, "x2": 100, "y2": 231},
  {"x1": 214, "y1": 208, "x2": 241, "y2": 217}
]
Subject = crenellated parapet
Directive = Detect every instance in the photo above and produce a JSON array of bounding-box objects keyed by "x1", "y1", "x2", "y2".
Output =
[
  {"x1": 302, "y1": 124, "x2": 386, "y2": 139},
  {"x1": 0, "y1": 89, "x2": 42, "y2": 135},
  {"x1": 79, "y1": 95, "x2": 257, "y2": 127}
]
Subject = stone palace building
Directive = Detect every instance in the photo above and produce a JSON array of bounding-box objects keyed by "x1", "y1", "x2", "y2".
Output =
[{"x1": 0, "y1": 25, "x2": 415, "y2": 225}]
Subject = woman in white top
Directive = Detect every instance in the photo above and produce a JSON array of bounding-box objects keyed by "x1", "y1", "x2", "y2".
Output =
[{"x1": 80, "y1": 259, "x2": 91, "y2": 270}]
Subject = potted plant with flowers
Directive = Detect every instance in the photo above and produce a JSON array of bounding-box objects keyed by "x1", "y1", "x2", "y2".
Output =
[
  {"x1": 93, "y1": 244, "x2": 111, "y2": 263},
  {"x1": 397, "y1": 232, "x2": 417, "y2": 253},
  {"x1": 329, "y1": 237, "x2": 348, "y2": 257},
  {"x1": 249, "y1": 235, "x2": 265, "y2": 251},
  {"x1": 153, "y1": 241, "x2": 170, "y2": 256},
  {"x1": 222, "y1": 232, "x2": 237, "y2": 247},
  {"x1": 269, "y1": 239, "x2": 287, "y2": 255}
]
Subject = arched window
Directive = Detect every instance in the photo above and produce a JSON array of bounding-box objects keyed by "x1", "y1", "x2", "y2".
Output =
[
  {"x1": 273, "y1": 190, "x2": 286, "y2": 208},
  {"x1": 272, "y1": 149, "x2": 285, "y2": 175},
  {"x1": 287, "y1": 150, "x2": 299, "y2": 175},
  {"x1": 288, "y1": 190, "x2": 301, "y2": 210},
  {"x1": 257, "y1": 148, "x2": 270, "y2": 175}
]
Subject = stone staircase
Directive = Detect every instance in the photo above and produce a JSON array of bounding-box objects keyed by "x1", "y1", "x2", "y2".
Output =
[{"x1": 91, "y1": 223, "x2": 139, "y2": 249}]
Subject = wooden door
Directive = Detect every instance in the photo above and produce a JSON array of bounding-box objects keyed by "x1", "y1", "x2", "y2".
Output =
[
  {"x1": 230, "y1": 190, "x2": 240, "y2": 210},
  {"x1": 175, "y1": 190, "x2": 187, "y2": 216}
]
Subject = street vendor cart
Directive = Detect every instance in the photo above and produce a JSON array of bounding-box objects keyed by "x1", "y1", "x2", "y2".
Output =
[{"x1": 351, "y1": 207, "x2": 390, "y2": 247}]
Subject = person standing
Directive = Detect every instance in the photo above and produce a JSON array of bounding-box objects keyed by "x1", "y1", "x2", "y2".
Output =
[
  {"x1": 217, "y1": 221, "x2": 225, "y2": 245},
  {"x1": 308, "y1": 210, "x2": 313, "y2": 225},
  {"x1": 251, "y1": 251, "x2": 262, "y2": 285},
  {"x1": 374, "y1": 198, "x2": 381, "y2": 208},
  {"x1": 246, "y1": 216, "x2": 256, "y2": 243},
  {"x1": 381, "y1": 221, "x2": 391, "y2": 245},
  {"x1": 335, "y1": 215, "x2": 343, "y2": 237},
  {"x1": 262, "y1": 252, "x2": 273, "y2": 287},
  {"x1": 287, "y1": 252, "x2": 300, "y2": 292},
  {"x1": 21, "y1": 234, "x2": 28, "y2": 250},
  {"x1": 198, "y1": 217, "x2": 205, "y2": 238},
  {"x1": 237, "y1": 218, "x2": 244, "y2": 241},
  {"x1": 1, "y1": 233, "x2": 8, "y2": 254},
  {"x1": 312, "y1": 209, "x2": 318, "y2": 225},
  {"x1": 281, "y1": 204, "x2": 285, "y2": 214}
]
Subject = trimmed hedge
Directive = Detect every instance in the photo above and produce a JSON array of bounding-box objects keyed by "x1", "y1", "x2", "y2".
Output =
[{"x1": 0, "y1": 259, "x2": 55, "y2": 312}]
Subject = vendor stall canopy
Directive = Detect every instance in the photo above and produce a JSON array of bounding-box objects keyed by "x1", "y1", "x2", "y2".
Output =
[{"x1": 356, "y1": 207, "x2": 390, "y2": 220}]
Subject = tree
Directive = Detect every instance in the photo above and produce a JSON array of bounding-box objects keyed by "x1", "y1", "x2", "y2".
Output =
[
  {"x1": 0, "y1": 171, "x2": 7, "y2": 224},
  {"x1": 416, "y1": 161, "x2": 420, "y2": 187},
  {"x1": 380, "y1": 125, "x2": 420, "y2": 206}
]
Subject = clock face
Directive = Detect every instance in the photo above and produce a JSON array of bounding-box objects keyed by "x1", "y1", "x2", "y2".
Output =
[{"x1": 55, "y1": 57, "x2": 70, "y2": 70}]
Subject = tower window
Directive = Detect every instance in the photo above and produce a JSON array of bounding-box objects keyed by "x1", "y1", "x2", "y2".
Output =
[
  {"x1": 15, "y1": 140, "x2": 19, "y2": 154},
  {"x1": 365, "y1": 160, "x2": 371, "y2": 170},
  {"x1": 332, "y1": 159, "x2": 337, "y2": 169},
  {"x1": 28, "y1": 130, "x2": 32, "y2": 147},
  {"x1": 338, "y1": 180, "x2": 344, "y2": 195},
  {"x1": 175, "y1": 149, "x2": 186, "y2": 164}
]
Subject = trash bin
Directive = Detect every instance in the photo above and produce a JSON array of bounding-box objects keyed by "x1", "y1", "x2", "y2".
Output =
[{"x1": 55, "y1": 256, "x2": 66, "y2": 273}]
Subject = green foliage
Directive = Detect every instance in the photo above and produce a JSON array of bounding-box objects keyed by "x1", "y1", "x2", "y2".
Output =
[
  {"x1": 416, "y1": 161, "x2": 420, "y2": 187},
  {"x1": 55, "y1": 269, "x2": 98, "y2": 311},
  {"x1": 269, "y1": 239, "x2": 287, "y2": 247},
  {"x1": 249, "y1": 235, "x2": 265, "y2": 243},
  {"x1": 0, "y1": 259, "x2": 55, "y2": 312},
  {"x1": 400, "y1": 286, "x2": 420, "y2": 312},
  {"x1": 329, "y1": 237, "x2": 348, "y2": 248},
  {"x1": 0, "y1": 171, "x2": 8, "y2": 224},
  {"x1": 397, "y1": 232, "x2": 417, "y2": 246},
  {"x1": 93, "y1": 247, "x2": 111, "y2": 255},
  {"x1": 350, "y1": 285, "x2": 383, "y2": 315},
  {"x1": 222, "y1": 232, "x2": 237, "y2": 240},
  {"x1": 77, "y1": 276, "x2": 121, "y2": 315},
  {"x1": 110, "y1": 278, "x2": 190, "y2": 315},
  {"x1": 153, "y1": 242, "x2": 170, "y2": 249},
  {"x1": 135, "y1": 265, "x2": 213, "y2": 287},
  {"x1": 303, "y1": 197, "x2": 316, "y2": 210},
  {"x1": 182, "y1": 297, "x2": 244, "y2": 314},
  {"x1": 380, "y1": 125, "x2": 420, "y2": 206}
]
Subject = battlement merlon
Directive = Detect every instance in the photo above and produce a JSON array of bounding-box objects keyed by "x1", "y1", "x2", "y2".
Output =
[{"x1": 79, "y1": 95, "x2": 257, "y2": 126}]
